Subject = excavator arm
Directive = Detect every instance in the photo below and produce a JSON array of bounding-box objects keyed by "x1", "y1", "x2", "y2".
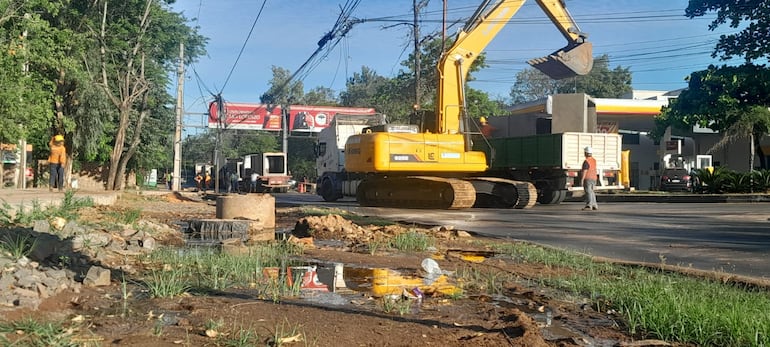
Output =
[{"x1": 436, "y1": 0, "x2": 592, "y2": 135}]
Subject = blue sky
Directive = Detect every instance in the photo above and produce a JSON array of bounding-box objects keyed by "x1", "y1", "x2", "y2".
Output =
[{"x1": 170, "y1": 0, "x2": 747, "y2": 135}]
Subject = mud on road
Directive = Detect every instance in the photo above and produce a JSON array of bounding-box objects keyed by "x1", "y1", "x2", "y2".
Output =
[{"x1": 0, "y1": 192, "x2": 665, "y2": 346}]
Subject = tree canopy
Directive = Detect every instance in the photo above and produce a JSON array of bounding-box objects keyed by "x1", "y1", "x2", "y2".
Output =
[
  {"x1": 685, "y1": 0, "x2": 770, "y2": 61},
  {"x1": 0, "y1": 0, "x2": 206, "y2": 189},
  {"x1": 655, "y1": 2, "x2": 770, "y2": 170},
  {"x1": 654, "y1": 64, "x2": 770, "y2": 168}
]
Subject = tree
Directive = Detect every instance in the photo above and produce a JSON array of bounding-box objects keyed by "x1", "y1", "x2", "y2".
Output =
[
  {"x1": 0, "y1": 2, "x2": 66, "y2": 147},
  {"x1": 510, "y1": 55, "x2": 632, "y2": 102},
  {"x1": 260, "y1": 66, "x2": 304, "y2": 107},
  {"x1": 654, "y1": 64, "x2": 770, "y2": 169},
  {"x1": 685, "y1": 0, "x2": 770, "y2": 61},
  {"x1": 465, "y1": 87, "x2": 506, "y2": 117},
  {"x1": 302, "y1": 86, "x2": 338, "y2": 106},
  {"x1": 339, "y1": 66, "x2": 388, "y2": 108},
  {"x1": 82, "y1": 0, "x2": 206, "y2": 190}
]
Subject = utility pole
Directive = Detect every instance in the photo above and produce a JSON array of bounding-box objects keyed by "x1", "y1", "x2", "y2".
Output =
[
  {"x1": 413, "y1": 0, "x2": 421, "y2": 109},
  {"x1": 282, "y1": 105, "x2": 289, "y2": 153},
  {"x1": 215, "y1": 94, "x2": 224, "y2": 193},
  {"x1": 172, "y1": 42, "x2": 184, "y2": 191},
  {"x1": 442, "y1": 0, "x2": 447, "y2": 52}
]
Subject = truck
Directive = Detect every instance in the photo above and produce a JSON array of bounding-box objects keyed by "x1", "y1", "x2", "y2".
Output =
[
  {"x1": 234, "y1": 152, "x2": 291, "y2": 193},
  {"x1": 316, "y1": 113, "x2": 387, "y2": 202},
  {"x1": 476, "y1": 132, "x2": 623, "y2": 205},
  {"x1": 342, "y1": 0, "x2": 593, "y2": 209}
]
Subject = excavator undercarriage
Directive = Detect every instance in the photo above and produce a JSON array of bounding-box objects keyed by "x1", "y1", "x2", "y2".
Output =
[{"x1": 355, "y1": 176, "x2": 537, "y2": 209}]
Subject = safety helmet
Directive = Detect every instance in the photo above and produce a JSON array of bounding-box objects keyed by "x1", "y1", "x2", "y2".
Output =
[
  {"x1": 54, "y1": 135, "x2": 64, "y2": 142},
  {"x1": 480, "y1": 117, "x2": 487, "y2": 124},
  {"x1": 584, "y1": 146, "x2": 592, "y2": 154}
]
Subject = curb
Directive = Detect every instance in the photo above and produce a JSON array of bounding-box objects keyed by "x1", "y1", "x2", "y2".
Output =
[{"x1": 566, "y1": 193, "x2": 770, "y2": 203}]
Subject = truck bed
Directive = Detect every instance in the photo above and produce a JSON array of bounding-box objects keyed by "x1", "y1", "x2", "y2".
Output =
[{"x1": 478, "y1": 132, "x2": 622, "y2": 172}]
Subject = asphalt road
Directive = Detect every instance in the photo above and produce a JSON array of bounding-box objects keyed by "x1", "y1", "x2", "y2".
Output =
[{"x1": 276, "y1": 193, "x2": 770, "y2": 280}]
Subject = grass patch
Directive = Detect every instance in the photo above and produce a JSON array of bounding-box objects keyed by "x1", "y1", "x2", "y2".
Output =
[
  {"x1": 491, "y1": 241, "x2": 770, "y2": 346},
  {"x1": 145, "y1": 242, "x2": 304, "y2": 300},
  {"x1": 106, "y1": 207, "x2": 142, "y2": 225},
  {"x1": 455, "y1": 265, "x2": 512, "y2": 296},
  {"x1": 0, "y1": 317, "x2": 77, "y2": 347},
  {"x1": 219, "y1": 328, "x2": 261, "y2": 347},
  {"x1": 390, "y1": 230, "x2": 434, "y2": 252},
  {"x1": 0, "y1": 232, "x2": 36, "y2": 260},
  {"x1": 269, "y1": 320, "x2": 306, "y2": 346},
  {"x1": 379, "y1": 296, "x2": 414, "y2": 316},
  {"x1": 144, "y1": 269, "x2": 190, "y2": 298}
]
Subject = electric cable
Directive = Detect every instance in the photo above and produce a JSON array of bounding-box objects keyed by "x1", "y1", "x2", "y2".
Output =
[{"x1": 219, "y1": 0, "x2": 268, "y2": 94}]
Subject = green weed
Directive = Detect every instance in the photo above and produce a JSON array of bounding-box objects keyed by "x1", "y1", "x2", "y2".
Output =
[
  {"x1": 0, "y1": 232, "x2": 36, "y2": 260},
  {"x1": 269, "y1": 320, "x2": 305, "y2": 347},
  {"x1": 106, "y1": 208, "x2": 142, "y2": 225},
  {"x1": 146, "y1": 242, "x2": 304, "y2": 300},
  {"x1": 390, "y1": 231, "x2": 434, "y2": 252},
  {"x1": 144, "y1": 269, "x2": 190, "y2": 298},
  {"x1": 0, "y1": 317, "x2": 77, "y2": 347},
  {"x1": 379, "y1": 295, "x2": 413, "y2": 316},
  {"x1": 219, "y1": 328, "x2": 261, "y2": 347},
  {"x1": 490, "y1": 240, "x2": 770, "y2": 346}
]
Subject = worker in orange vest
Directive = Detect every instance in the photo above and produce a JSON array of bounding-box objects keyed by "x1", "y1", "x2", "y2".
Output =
[
  {"x1": 480, "y1": 117, "x2": 496, "y2": 137},
  {"x1": 48, "y1": 134, "x2": 67, "y2": 192},
  {"x1": 581, "y1": 146, "x2": 598, "y2": 211}
]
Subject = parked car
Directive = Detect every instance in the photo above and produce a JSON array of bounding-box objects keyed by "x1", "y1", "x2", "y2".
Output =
[{"x1": 660, "y1": 168, "x2": 692, "y2": 192}]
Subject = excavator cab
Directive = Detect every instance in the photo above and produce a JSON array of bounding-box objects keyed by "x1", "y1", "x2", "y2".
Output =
[{"x1": 529, "y1": 41, "x2": 593, "y2": 80}]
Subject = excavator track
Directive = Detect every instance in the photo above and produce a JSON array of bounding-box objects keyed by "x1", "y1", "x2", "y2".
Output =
[
  {"x1": 467, "y1": 177, "x2": 537, "y2": 209},
  {"x1": 356, "y1": 176, "x2": 476, "y2": 209}
]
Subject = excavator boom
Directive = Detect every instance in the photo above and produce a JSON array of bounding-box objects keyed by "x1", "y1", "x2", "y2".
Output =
[{"x1": 438, "y1": 0, "x2": 593, "y2": 134}]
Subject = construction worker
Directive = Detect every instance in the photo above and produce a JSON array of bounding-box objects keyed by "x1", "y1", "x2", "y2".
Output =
[
  {"x1": 194, "y1": 173, "x2": 203, "y2": 191},
  {"x1": 479, "y1": 117, "x2": 496, "y2": 137},
  {"x1": 581, "y1": 146, "x2": 598, "y2": 211},
  {"x1": 48, "y1": 135, "x2": 67, "y2": 192},
  {"x1": 204, "y1": 172, "x2": 212, "y2": 191}
]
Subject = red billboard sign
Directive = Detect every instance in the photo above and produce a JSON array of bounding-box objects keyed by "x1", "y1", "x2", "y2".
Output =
[{"x1": 208, "y1": 102, "x2": 376, "y2": 132}]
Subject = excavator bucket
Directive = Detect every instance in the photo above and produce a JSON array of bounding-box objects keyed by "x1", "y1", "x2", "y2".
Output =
[{"x1": 528, "y1": 42, "x2": 593, "y2": 80}]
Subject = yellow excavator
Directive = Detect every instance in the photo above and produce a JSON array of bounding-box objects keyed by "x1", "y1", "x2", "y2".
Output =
[{"x1": 345, "y1": 0, "x2": 593, "y2": 209}]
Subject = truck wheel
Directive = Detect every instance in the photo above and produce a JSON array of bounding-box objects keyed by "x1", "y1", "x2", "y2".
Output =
[
  {"x1": 319, "y1": 179, "x2": 338, "y2": 202},
  {"x1": 537, "y1": 189, "x2": 566, "y2": 205}
]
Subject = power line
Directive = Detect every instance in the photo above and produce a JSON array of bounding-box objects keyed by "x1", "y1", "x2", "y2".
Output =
[{"x1": 219, "y1": 0, "x2": 268, "y2": 94}]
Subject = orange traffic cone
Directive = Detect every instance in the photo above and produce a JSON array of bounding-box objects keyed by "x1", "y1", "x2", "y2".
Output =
[{"x1": 298, "y1": 181, "x2": 305, "y2": 193}]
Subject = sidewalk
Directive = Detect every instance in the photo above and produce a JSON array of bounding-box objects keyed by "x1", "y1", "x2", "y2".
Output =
[{"x1": 0, "y1": 188, "x2": 121, "y2": 214}]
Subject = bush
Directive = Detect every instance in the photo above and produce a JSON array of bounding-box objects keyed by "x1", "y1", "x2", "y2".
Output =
[{"x1": 693, "y1": 167, "x2": 770, "y2": 193}]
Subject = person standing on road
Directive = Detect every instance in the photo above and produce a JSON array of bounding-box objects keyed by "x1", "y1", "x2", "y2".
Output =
[
  {"x1": 250, "y1": 172, "x2": 259, "y2": 193},
  {"x1": 165, "y1": 171, "x2": 173, "y2": 190},
  {"x1": 228, "y1": 170, "x2": 240, "y2": 193},
  {"x1": 48, "y1": 135, "x2": 67, "y2": 192},
  {"x1": 581, "y1": 146, "x2": 598, "y2": 211},
  {"x1": 194, "y1": 173, "x2": 203, "y2": 191}
]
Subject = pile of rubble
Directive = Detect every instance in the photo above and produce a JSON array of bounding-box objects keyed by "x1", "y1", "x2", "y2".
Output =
[
  {"x1": 0, "y1": 217, "x2": 177, "y2": 310},
  {"x1": 292, "y1": 214, "x2": 472, "y2": 248}
]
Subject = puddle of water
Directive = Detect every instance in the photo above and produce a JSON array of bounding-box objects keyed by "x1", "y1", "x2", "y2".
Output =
[
  {"x1": 343, "y1": 267, "x2": 461, "y2": 297},
  {"x1": 446, "y1": 249, "x2": 499, "y2": 263},
  {"x1": 489, "y1": 294, "x2": 619, "y2": 345}
]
